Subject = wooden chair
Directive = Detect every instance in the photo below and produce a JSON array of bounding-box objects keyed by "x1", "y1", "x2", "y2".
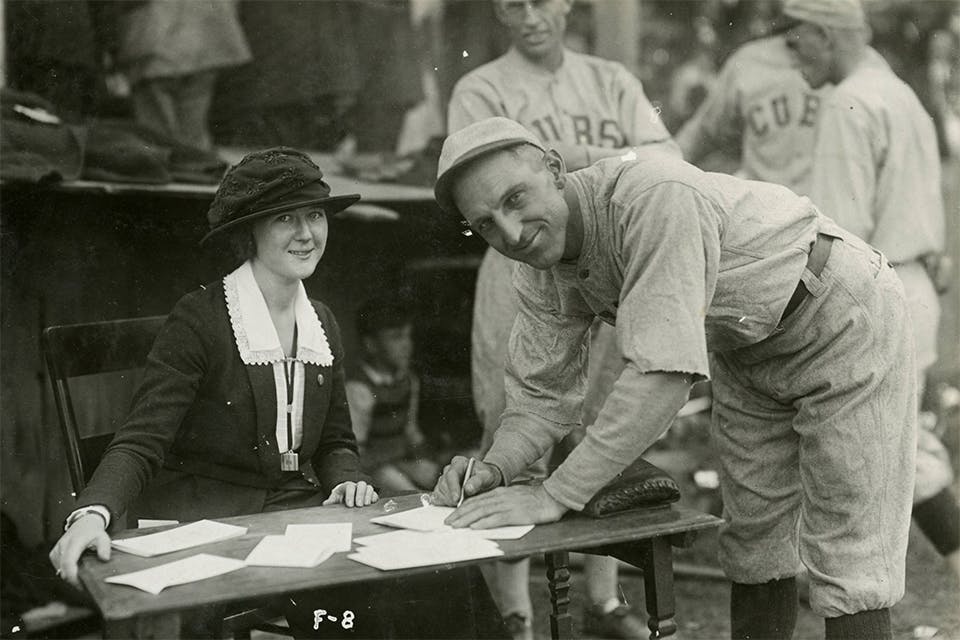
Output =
[
  {"x1": 42, "y1": 316, "x2": 290, "y2": 639},
  {"x1": 43, "y1": 316, "x2": 167, "y2": 493}
]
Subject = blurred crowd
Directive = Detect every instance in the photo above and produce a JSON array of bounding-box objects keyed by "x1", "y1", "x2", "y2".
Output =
[
  {"x1": 5, "y1": 0, "x2": 427, "y2": 153},
  {"x1": 632, "y1": 0, "x2": 960, "y2": 157},
  {"x1": 4, "y1": 0, "x2": 958, "y2": 161}
]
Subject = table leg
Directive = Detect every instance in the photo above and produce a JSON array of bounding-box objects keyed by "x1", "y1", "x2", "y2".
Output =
[
  {"x1": 639, "y1": 537, "x2": 678, "y2": 639},
  {"x1": 545, "y1": 550, "x2": 572, "y2": 640},
  {"x1": 104, "y1": 612, "x2": 181, "y2": 639}
]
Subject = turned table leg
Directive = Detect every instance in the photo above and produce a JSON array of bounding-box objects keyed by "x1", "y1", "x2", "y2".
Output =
[{"x1": 545, "y1": 550, "x2": 573, "y2": 639}]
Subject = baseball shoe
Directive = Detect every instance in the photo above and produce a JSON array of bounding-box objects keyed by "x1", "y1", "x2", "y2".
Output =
[
  {"x1": 583, "y1": 603, "x2": 646, "y2": 639},
  {"x1": 503, "y1": 612, "x2": 533, "y2": 640}
]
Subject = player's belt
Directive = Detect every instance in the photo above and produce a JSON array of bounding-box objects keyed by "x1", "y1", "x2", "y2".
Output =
[{"x1": 781, "y1": 233, "x2": 834, "y2": 320}]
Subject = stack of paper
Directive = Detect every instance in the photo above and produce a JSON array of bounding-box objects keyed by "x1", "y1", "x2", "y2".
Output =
[
  {"x1": 104, "y1": 554, "x2": 246, "y2": 595},
  {"x1": 369, "y1": 505, "x2": 534, "y2": 539},
  {"x1": 245, "y1": 535, "x2": 335, "y2": 568},
  {"x1": 111, "y1": 520, "x2": 248, "y2": 557},
  {"x1": 348, "y1": 506, "x2": 535, "y2": 571},
  {"x1": 243, "y1": 522, "x2": 353, "y2": 568},
  {"x1": 350, "y1": 530, "x2": 503, "y2": 570}
]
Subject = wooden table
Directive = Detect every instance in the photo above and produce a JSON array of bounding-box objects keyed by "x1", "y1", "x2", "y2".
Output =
[{"x1": 79, "y1": 494, "x2": 720, "y2": 640}]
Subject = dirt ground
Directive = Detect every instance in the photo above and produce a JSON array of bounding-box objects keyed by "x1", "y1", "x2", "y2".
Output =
[
  {"x1": 527, "y1": 523, "x2": 960, "y2": 640},
  {"x1": 525, "y1": 408, "x2": 960, "y2": 640}
]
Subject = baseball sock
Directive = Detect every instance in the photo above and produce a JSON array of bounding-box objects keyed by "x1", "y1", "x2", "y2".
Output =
[
  {"x1": 913, "y1": 487, "x2": 960, "y2": 556},
  {"x1": 824, "y1": 608, "x2": 891, "y2": 640},
  {"x1": 730, "y1": 577, "x2": 798, "y2": 639}
]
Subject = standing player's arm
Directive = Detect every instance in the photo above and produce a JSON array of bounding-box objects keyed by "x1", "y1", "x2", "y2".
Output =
[
  {"x1": 806, "y1": 97, "x2": 878, "y2": 241},
  {"x1": 482, "y1": 278, "x2": 593, "y2": 484},
  {"x1": 554, "y1": 64, "x2": 684, "y2": 171},
  {"x1": 675, "y1": 57, "x2": 742, "y2": 164},
  {"x1": 550, "y1": 141, "x2": 681, "y2": 171},
  {"x1": 615, "y1": 64, "x2": 682, "y2": 158},
  {"x1": 549, "y1": 142, "x2": 626, "y2": 170}
]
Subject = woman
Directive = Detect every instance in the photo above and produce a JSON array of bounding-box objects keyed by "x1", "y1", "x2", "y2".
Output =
[
  {"x1": 49, "y1": 146, "x2": 375, "y2": 590},
  {"x1": 48, "y1": 148, "x2": 505, "y2": 639}
]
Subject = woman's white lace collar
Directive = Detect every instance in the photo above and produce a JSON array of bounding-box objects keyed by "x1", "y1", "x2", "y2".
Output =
[{"x1": 223, "y1": 261, "x2": 334, "y2": 366}]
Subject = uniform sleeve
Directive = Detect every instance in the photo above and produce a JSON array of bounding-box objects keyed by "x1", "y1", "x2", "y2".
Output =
[
  {"x1": 675, "y1": 56, "x2": 742, "y2": 163},
  {"x1": 614, "y1": 182, "x2": 713, "y2": 377},
  {"x1": 613, "y1": 64, "x2": 681, "y2": 156},
  {"x1": 482, "y1": 268, "x2": 593, "y2": 483},
  {"x1": 560, "y1": 64, "x2": 680, "y2": 169},
  {"x1": 77, "y1": 296, "x2": 208, "y2": 521},
  {"x1": 806, "y1": 93, "x2": 879, "y2": 242},
  {"x1": 544, "y1": 366, "x2": 691, "y2": 509},
  {"x1": 447, "y1": 76, "x2": 505, "y2": 133},
  {"x1": 310, "y1": 309, "x2": 367, "y2": 492}
]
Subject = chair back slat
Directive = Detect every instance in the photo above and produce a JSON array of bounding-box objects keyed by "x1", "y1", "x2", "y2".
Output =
[{"x1": 42, "y1": 316, "x2": 166, "y2": 493}]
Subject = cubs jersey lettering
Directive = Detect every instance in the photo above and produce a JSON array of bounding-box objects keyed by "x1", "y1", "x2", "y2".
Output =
[
  {"x1": 676, "y1": 36, "x2": 825, "y2": 194},
  {"x1": 448, "y1": 47, "x2": 674, "y2": 152}
]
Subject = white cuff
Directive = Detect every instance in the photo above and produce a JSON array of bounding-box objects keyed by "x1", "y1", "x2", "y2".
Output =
[{"x1": 65, "y1": 505, "x2": 110, "y2": 531}]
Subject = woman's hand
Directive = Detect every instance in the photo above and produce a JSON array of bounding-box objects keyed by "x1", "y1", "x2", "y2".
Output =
[
  {"x1": 323, "y1": 480, "x2": 378, "y2": 507},
  {"x1": 431, "y1": 456, "x2": 503, "y2": 507},
  {"x1": 48, "y1": 514, "x2": 111, "y2": 588}
]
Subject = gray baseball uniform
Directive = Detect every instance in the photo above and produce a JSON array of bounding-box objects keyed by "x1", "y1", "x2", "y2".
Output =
[{"x1": 452, "y1": 45, "x2": 678, "y2": 465}]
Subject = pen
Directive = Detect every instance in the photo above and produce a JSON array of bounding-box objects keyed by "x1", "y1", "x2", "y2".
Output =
[{"x1": 457, "y1": 458, "x2": 476, "y2": 508}]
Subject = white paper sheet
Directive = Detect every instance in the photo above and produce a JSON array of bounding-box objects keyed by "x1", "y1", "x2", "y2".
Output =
[
  {"x1": 137, "y1": 519, "x2": 179, "y2": 529},
  {"x1": 283, "y1": 523, "x2": 353, "y2": 552},
  {"x1": 111, "y1": 520, "x2": 248, "y2": 558},
  {"x1": 348, "y1": 531, "x2": 503, "y2": 570},
  {"x1": 354, "y1": 529, "x2": 446, "y2": 547},
  {"x1": 244, "y1": 535, "x2": 335, "y2": 568},
  {"x1": 104, "y1": 554, "x2": 246, "y2": 595},
  {"x1": 368, "y1": 506, "x2": 534, "y2": 539}
]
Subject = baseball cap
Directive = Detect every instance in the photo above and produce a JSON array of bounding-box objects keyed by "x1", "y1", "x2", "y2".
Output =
[
  {"x1": 434, "y1": 117, "x2": 545, "y2": 216},
  {"x1": 781, "y1": 0, "x2": 867, "y2": 31}
]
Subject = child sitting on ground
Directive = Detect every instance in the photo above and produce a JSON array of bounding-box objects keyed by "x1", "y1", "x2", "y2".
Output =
[{"x1": 346, "y1": 295, "x2": 440, "y2": 492}]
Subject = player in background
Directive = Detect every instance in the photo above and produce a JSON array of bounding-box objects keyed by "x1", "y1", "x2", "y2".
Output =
[
  {"x1": 782, "y1": 0, "x2": 959, "y2": 579},
  {"x1": 448, "y1": 0, "x2": 678, "y2": 637},
  {"x1": 679, "y1": 2, "x2": 959, "y2": 580},
  {"x1": 676, "y1": 32, "x2": 825, "y2": 194}
]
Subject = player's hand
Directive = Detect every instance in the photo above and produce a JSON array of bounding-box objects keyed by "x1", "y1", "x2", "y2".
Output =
[
  {"x1": 49, "y1": 514, "x2": 111, "y2": 588},
  {"x1": 324, "y1": 480, "x2": 378, "y2": 507},
  {"x1": 445, "y1": 484, "x2": 568, "y2": 528},
  {"x1": 431, "y1": 456, "x2": 502, "y2": 506}
]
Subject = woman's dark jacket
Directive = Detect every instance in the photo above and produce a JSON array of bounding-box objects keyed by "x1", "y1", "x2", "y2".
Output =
[{"x1": 76, "y1": 281, "x2": 365, "y2": 528}]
